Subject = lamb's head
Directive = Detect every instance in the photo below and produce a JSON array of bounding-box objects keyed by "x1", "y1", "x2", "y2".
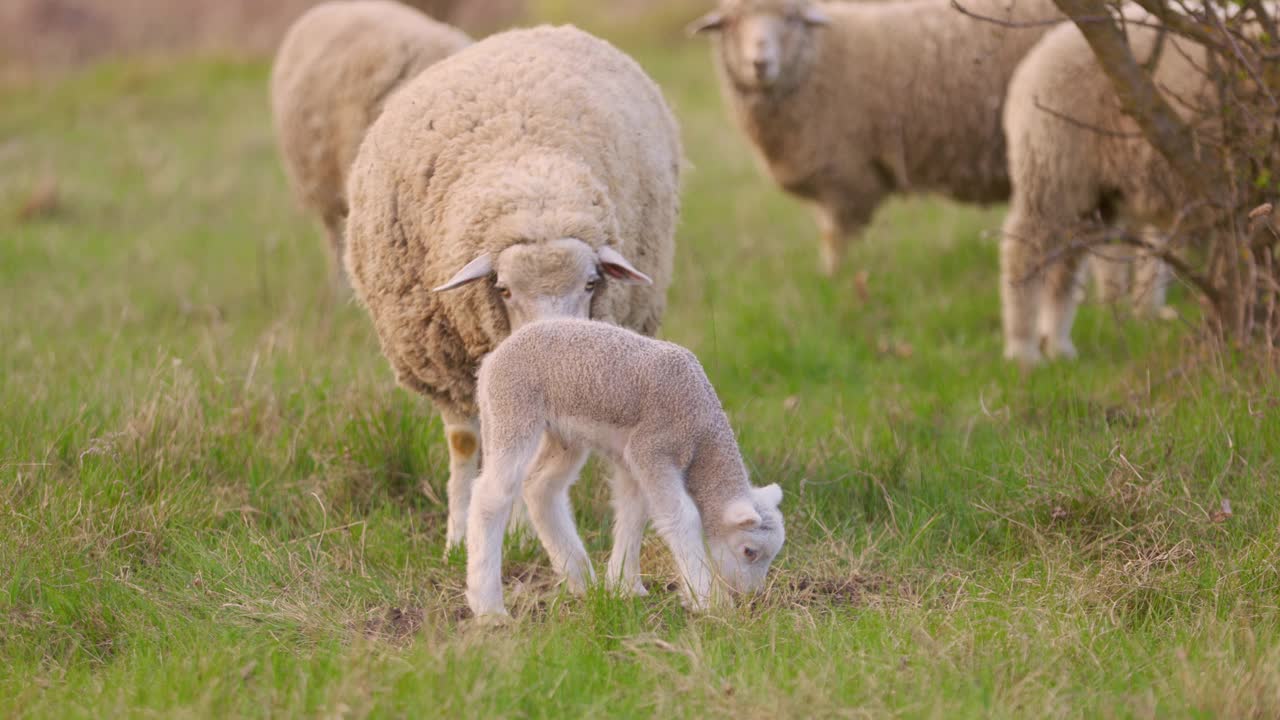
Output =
[
  {"x1": 690, "y1": 0, "x2": 830, "y2": 93},
  {"x1": 708, "y1": 483, "x2": 785, "y2": 594},
  {"x1": 433, "y1": 239, "x2": 651, "y2": 330}
]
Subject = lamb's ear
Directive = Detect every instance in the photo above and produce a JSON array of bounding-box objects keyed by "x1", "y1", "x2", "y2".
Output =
[
  {"x1": 433, "y1": 254, "x2": 494, "y2": 292},
  {"x1": 598, "y1": 246, "x2": 653, "y2": 285},
  {"x1": 753, "y1": 483, "x2": 783, "y2": 509},
  {"x1": 687, "y1": 10, "x2": 726, "y2": 36},
  {"x1": 801, "y1": 6, "x2": 831, "y2": 25},
  {"x1": 724, "y1": 498, "x2": 762, "y2": 529}
]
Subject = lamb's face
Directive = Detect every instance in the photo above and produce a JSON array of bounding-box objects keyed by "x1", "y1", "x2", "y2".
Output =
[
  {"x1": 691, "y1": 0, "x2": 830, "y2": 92},
  {"x1": 432, "y1": 239, "x2": 652, "y2": 330},
  {"x1": 709, "y1": 483, "x2": 785, "y2": 594}
]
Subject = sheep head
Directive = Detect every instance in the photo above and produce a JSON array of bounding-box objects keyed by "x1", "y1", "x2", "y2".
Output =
[
  {"x1": 433, "y1": 239, "x2": 650, "y2": 330},
  {"x1": 690, "y1": 0, "x2": 829, "y2": 93}
]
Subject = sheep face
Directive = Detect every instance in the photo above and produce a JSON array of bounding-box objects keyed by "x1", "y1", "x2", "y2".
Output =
[
  {"x1": 708, "y1": 483, "x2": 785, "y2": 593},
  {"x1": 433, "y1": 239, "x2": 652, "y2": 330},
  {"x1": 690, "y1": 0, "x2": 830, "y2": 92}
]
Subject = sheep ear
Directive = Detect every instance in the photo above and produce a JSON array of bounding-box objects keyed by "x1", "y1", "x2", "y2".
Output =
[
  {"x1": 753, "y1": 483, "x2": 783, "y2": 509},
  {"x1": 687, "y1": 10, "x2": 726, "y2": 36},
  {"x1": 724, "y1": 498, "x2": 762, "y2": 530},
  {"x1": 801, "y1": 7, "x2": 831, "y2": 25},
  {"x1": 433, "y1": 254, "x2": 494, "y2": 292},
  {"x1": 598, "y1": 246, "x2": 653, "y2": 285}
]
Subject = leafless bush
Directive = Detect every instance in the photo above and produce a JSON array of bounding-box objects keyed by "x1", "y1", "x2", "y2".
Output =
[{"x1": 1054, "y1": 0, "x2": 1280, "y2": 353}]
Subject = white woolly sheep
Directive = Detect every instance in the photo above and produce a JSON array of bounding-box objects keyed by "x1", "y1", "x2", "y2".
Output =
[
  {"x1": 270, "y1": 0, "x2": 470, "y2": 282},
  {"x1": 343, "y1": 26, "x2": 682, "y2": 551},
  {"x1": 1000, "y1": 18, "x2": 1211, "y2": 363},
  {"x1": 690, "y1": 0, "x2": 1063, "y2": 276},
  {"x1": 467, "y1": 318, "x2": 785, "y2": 618}
]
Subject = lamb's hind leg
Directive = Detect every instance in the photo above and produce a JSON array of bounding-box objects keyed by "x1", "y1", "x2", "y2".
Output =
[
  {"x1": 605, "y1": 462, "x2": 649, "y2": 596},
  {"x1": 625, "y1": 452, "x2": 712, "y2": 610},
  {"x1": 465, "y1": 434, "x2": 540, "y2": 618},
  {"x1": 523, "y1": 434, "x2": 594, "y2": 594}
]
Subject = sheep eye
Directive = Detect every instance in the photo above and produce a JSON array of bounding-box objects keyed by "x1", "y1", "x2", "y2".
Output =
[
  {"x1": 585, "y1": 279, "x2": 599, "y2": 292},
  {"x1": 496, "y1": 285, "x2": 512, "y2": 300},
  {"x1": 743, "y1": 547, "x2": 758, "y2": 561}
]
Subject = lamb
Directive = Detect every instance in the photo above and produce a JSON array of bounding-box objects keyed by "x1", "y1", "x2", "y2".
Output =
[
  {"x1": 270, "y1": 0, "x2": 470, "y2": 283},
  {"x1": 689, "y1": 0, "x2": 1064, "y2": 276},
  {"x1": 466, "y1": 318, "x2": 785, "y2": 618},
  {"x1": 343, "y1": 26, "x2": 682, "y2": 551},
  {"x1": 999, "y1": 17, "x2": 1212, "y2": 363}
]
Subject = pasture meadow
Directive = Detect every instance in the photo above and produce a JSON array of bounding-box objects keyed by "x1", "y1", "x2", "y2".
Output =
[{"x1": 2, "y1": 6, "x2": 1279, "y2": 717}]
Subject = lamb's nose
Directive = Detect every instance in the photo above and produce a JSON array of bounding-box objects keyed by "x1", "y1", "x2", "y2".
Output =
[{"x1": 752, "y1": 58, "x2": 769, "y2": 76}]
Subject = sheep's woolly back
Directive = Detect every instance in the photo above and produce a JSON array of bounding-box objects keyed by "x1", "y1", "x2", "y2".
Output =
[
  {"x1": 1003, "y1": 18, "x2": 1213, "y2": 227},
  {"x1": 716, "y1": 0, "x2": 1060, "y2": 207},
  {"x1": 344, "y1": 25, "x2": 682, "y2": 419},
  {"x1": 270, "y1": 0, "x2": 470, "y2": 233},
  {"x1": 479, "y1": 319, "x2": 750, "y2": 525}
]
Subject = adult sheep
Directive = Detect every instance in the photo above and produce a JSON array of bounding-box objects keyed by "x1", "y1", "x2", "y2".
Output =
[
  {"x1": 270, "y1": 0, "x2": 470, "y2": 284},
  {"x1": 689, "y1": 0, "x2": 1061, "y2": 276},
  {"x1": 1000, "y1": 18, "x2": 1212, "y2": 364},
  {"x1": 344, "y1": 25, "x2": 682, "y2": 549}
]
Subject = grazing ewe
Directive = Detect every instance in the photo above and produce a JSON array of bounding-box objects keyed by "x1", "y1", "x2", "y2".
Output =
[
  {"x1": 270, "y1": 0, "x2": 470, "y2": 283},
  {"x1": 690, "y1": 0, "x2": 1061, "y2": 275},
  {"x1": 1000, "y1": 18, "x2": 1211, "y2": 363},
  {"x1": 467, "y1": 318, "x2": 785, "y2": 618},
  {"x1": 344, "y1": 26, "x2": 682, "y2": 550}
]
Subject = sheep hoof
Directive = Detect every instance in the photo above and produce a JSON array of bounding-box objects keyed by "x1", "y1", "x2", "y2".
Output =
[
  {"x1": 1045, "y1": 339, "x2": 1078, "y2": 361},
  {"x1": 1003, "y1": 340, "x2": 1042, "y2": 367}
]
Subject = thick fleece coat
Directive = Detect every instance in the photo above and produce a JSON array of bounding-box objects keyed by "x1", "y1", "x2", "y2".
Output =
[
  {"x1": 467, "y1": 318, "x2": 785, "y2": 617},
  {"x1": 1000, "y1": 18, "x2": 1212, "y2": 362},
  {"x1": 697, "y1": 0, "x2": 1062, "y2": 273},
  {"x1": 270, "y1": 0, "x2": 470, "y2": 269},
  {"x1": 344, "y1": 24, "x2": 681, "y2": 423}
]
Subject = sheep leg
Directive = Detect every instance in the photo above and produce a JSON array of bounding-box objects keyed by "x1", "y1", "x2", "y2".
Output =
[
  {"x1": 1000, "y1": 206, "x2": 1046, "y2": 365},
  {"x1": 1131, "y1": 227, "x2": 1171, "y2": 317},
  {"x1": 626, "y1": 456, "x2": 712, "y2": 611},
  {"x1": 523, "y1": 434, "x2": 594, "y2": 594},
  {"x1": 814, "y1": 197, "x2": 875, "y2": 278},
  {"x1": 1089, "y1": 243, "x2": 1133, "y2": 304},
  {"x1": 322, "y1": 210, "x2": 349, "y2": 290},
  {"x1": 441, "y1": 411, "x2": 481, "y2": 552},
  {"x1": 465, "y1": 436, "x2": 540, "y2": 618},
  {"x1": 1038, "y1": 247, "x2": 1087, "y2": 360},
  {"x1": 605, "y1": 463, "x2": 649, "y2": 596}
]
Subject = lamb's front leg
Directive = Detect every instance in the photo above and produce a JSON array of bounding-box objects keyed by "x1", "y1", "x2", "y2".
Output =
[
  {"x1": 606, "y1": 464, "x2": 649, "y2": 596},
  {"x1": 523, "y1": 435, "x2": 594, "y2": 593},
  {"x1": 465, "y1": 442, "x2": 537, "y2": 618},
  {"x1": 628, "y1": 460, "x2": 712, "y2": 610}
]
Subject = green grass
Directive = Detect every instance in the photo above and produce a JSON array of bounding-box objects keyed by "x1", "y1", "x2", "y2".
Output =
[{"x1": 3, "y1": 31, "x2": 1280, "y2": 719}]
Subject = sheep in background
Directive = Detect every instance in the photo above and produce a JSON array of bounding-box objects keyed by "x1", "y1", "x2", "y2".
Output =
[
  {"x1": 999, "y1": 18, "x2": 1212, "y2": 363},
  {"x1": 467, "y1": 318, "x2": 785, "y2": 618},
  {"x1": 343, "y1": 26, "x2": 682, "y2": 550},
  {"x1": 270, "y1": 0, "x2": 470, "y2": 284},
  {"x1": 690, "y1": 0, "x2": 1062, "y2": 276}
]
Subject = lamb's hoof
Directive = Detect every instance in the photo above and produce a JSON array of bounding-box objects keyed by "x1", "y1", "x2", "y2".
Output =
[
  {"x1": 469, "y1": 611, "x2": 512, "y2": 628},
  {"x1": 1155, "y1": 306, "x2": 1178, "y2": 321},
  {"x1": 629, "y1": 582, "x2": 649, "y2": 597}
]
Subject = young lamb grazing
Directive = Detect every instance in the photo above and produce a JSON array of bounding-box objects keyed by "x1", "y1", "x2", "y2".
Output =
[
  {"x1": 467, "y1": 318, "x2": 785, "y2": 618},
  {"x1": 270, "y1": 0, "x2": 470, "y2": 284},
  {"x1": 689, "y1": 0, "x2": 1062, "y2": 276},
  {"x1": 1000, "y1": 17, "x2": 1212, "y2": 363},
  {"x1": 343, "y1": 26, "x2": 682, "y2": 551}
]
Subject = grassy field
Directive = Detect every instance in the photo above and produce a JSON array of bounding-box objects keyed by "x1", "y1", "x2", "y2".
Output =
[{"x1": 3, "y1": 17, "x2": 1280, "y2": 718}]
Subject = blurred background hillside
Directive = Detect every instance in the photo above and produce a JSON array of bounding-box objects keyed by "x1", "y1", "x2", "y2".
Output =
[{"x1": 0, "y1": 0, "x2": 710, "y2": 76}]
